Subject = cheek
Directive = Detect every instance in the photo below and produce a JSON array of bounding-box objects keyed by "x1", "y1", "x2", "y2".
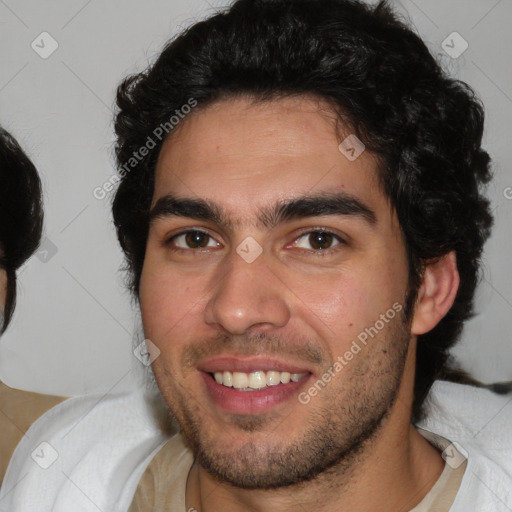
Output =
[
  {"x1": 139, "y1": 263, "x2": 176, "y2": 338},
  {"x1": 289, "y1": 266, "x2": 404, "y2": 353},
  {"x1": 139, "y1": 260, "x2": 206, "y2": 343},
  {"x1": 304, "y1": 281, "x2": 365, "y2": 328},
  {"x1": 139, "y1": 268, "x2": 187, "y2": 377}
]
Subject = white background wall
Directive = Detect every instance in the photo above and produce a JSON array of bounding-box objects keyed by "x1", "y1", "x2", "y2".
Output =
[{"x1": 0, "y1": 0, "x2": 511, "y2": 396}]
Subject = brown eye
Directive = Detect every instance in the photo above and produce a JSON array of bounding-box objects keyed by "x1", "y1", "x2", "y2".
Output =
[
  {"x1": 294, "y1": 231, "x2": 342, "y2": 251},
  {"x1": 185, "y1": 231, "x2": 210, "y2": 248},
  {"x1": 308, "y1": 232, "x2": 334, "y2": 250},
  {"x1": 171, "y1": 230, "x2": 218, "y2": 249}
]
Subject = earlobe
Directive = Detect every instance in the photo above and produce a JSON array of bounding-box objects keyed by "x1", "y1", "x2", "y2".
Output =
[{"x1": 410, "y1": 251, "x2": 460, "y2": 336}]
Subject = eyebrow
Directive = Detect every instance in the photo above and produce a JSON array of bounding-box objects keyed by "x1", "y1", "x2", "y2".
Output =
[{"x1": 149, "y1": 193, "x2": 377, "y2": 230}]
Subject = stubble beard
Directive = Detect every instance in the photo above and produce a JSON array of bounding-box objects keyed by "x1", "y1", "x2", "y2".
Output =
[{"x1": 154, "y1": 312, "x2": 411, "y2": 490}]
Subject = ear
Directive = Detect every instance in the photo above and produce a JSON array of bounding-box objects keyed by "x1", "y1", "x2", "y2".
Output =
[{"x1": 410, "y1": 251, "x2": 460, "y2": 336}]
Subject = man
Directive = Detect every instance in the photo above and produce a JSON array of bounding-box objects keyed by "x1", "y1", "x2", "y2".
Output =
[
  {"x1": 118, "y1": 0, "x2": 510, "y2": 509},
  {"x1": 1, "y1": 0, "x2": 510, "y2": 510},
  {"x1": 0, "y1": 126, "x2": 65, "y2": 484}
]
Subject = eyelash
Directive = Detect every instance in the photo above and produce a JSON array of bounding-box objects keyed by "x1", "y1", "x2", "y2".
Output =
[
  {"x1": 165, "y1": 228, "x2": 346, "y2": 256},
  {"x1": 165, "y1": 229, "x2": 219, "y2": 252},
  {"x1": 291, "y1": 229, "x2": 345, "y2": 255}
]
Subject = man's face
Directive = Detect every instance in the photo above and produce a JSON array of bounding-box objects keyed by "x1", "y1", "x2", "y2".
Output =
[{"x1": 140, "y1": 95, "x2": 413, "y2": 488}]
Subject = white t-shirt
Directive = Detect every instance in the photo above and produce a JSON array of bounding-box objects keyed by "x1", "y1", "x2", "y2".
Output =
[{"x1": 0, "y1": 381, "x2": 510, "y2": 511}]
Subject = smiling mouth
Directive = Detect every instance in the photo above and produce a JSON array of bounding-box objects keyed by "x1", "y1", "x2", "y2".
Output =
[{"x1": 210, "y1": 370, "x2": 309, "y2": 391}]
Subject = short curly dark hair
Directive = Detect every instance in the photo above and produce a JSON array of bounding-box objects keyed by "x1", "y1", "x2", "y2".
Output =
[
  {"x1": 0, "y1": 126, "x2": 44, "y2": 332},
  {"x1": 112, "y1": 0, "x2": 493, "y2": 421}
]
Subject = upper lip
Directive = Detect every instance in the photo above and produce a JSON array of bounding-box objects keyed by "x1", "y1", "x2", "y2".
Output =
[{"x1": 197, "y1": 356, "x2": 313, "y2": 375}]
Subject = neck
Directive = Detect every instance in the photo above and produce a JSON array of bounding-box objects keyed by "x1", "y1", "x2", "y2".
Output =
[{"x1": 186, "y1": 342, "x2": 444, "y2": 511}]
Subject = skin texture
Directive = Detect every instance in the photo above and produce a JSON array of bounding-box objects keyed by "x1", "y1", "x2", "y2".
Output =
[{"x1": 139, "y1": 95, "x2": 459, "y2": 511}]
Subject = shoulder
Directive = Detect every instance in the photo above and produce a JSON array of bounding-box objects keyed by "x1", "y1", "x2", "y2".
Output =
[
  {"x1": 417, "y1": 380, "x2": 512, "y2": 510},
  {"x1": 0, "y1": 388, "x2": 171, "y2": 512},
  {"x1": 420, "y1": 380, "x2": 512, "y2": 447},
  {"x1": 0, "y1": 380, "x2": 65, "y2": 486}
]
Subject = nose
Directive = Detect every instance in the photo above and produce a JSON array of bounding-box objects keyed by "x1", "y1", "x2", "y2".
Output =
[{"x1": 204, "y1": 249, "x2": 291, "y2": 335}]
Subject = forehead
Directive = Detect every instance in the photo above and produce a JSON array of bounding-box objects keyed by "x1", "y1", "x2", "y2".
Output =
[{"x1": 153, "y1": 95, "x2": 388, "y2": 218}]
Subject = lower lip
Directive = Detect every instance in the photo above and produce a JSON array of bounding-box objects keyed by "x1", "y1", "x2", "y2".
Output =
[{"x1": 200, "y1": 372, "x2": 310, "y2": 415}]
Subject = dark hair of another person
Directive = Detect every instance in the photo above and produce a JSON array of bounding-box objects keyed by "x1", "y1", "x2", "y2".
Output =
[
  {"x1": 0, "y1": 126, "x2": 44, "y2": 332},
  {"x1": 112, "y1": 0, "x2": 493, "y2": 421}
]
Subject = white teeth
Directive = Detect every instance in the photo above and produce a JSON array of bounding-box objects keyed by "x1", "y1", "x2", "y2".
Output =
[
  {"x1": 222, "y1": 371, "x2": 232, "y2": 387},
  {"x1": 266, "y1": 371, "x2": 281, "y2": 386},
  {"x1": 248, "y1": 371, "x2": 267, "y2": 389},
  {"x1": 212, "y1": 370, "x2": 307, "y2": 390},
  {"x1": 232, "y1": 372, "x2": 249, "y2": 389},
  {"x1": 280, "y1": 372, "x2": 291, "y2": 384}
]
